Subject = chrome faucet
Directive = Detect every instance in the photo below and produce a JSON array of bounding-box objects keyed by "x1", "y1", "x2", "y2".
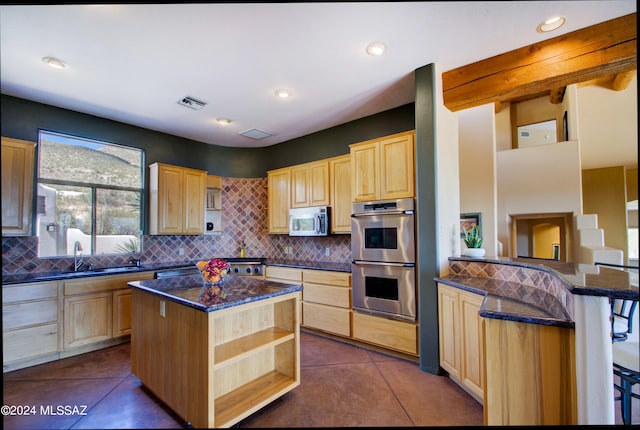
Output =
[{"x1": 73, "y1": 241, "x2": 84, "y2": 271}]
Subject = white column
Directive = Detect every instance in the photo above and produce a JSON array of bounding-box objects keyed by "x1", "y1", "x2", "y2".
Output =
[{"x1": 574, "y1": 294, "x2": 614, "y2": 424}]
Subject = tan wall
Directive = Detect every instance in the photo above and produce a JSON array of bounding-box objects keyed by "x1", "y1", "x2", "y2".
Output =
[
  {"x1": 458, "y1": 104, "x2": 497, "y2": 257},
  {"x1": 582, "y1": 166, "x2": 628, "y2": 256},
  {"x1": 627, "y1": 168, "x2": 638, "y2": 202},
  {"x1": 496, "y1": 142, "x2": 582, "y2": 258}
]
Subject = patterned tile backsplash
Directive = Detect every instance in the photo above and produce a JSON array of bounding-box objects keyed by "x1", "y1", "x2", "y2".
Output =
[
  {"x1": 449, "y1": 259, "x2": 574, "y2": 318},
  {"x1": 2, "y1": 177, "x2": 352, "y2": 276}
]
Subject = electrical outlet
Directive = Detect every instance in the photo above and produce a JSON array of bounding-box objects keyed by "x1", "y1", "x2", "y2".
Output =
[
  {"x1": 160, "y1": 300, "x2": 166, "y2": 317},
  {"x1": 325, "y1": 247, "x2": 330, "y2": 256},
  {"x1": 178, "y1": 247, "x2": 184, "y2": 256}
]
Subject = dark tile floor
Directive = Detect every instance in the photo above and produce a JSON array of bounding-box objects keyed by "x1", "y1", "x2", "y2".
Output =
[{"x1": 3, "y1": 330, "x2": 635, "y2": 428}]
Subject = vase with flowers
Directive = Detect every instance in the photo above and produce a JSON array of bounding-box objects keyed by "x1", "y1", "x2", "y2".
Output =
[
  {"x1": 196, "y1": 258, "x2": 230, "y2": 305},
  {"x1": 462, "y1": 225, "x2": 486, "y2": 257}
]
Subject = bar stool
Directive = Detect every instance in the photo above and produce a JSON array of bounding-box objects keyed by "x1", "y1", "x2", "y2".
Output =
[{"x1": 612, "y1": 339, "x2": 640, "y2": 424}]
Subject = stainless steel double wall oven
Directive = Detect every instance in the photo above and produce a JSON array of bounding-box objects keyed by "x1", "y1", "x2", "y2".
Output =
[{"x1": 351, "y1": 198, "x2": 417, "y2": 321}]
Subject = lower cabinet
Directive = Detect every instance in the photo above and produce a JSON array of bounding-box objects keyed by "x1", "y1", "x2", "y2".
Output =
[
  {"x1": 437, "y1": 283, "x2": 484, "y2": 403},
  {"x1": 2, "y1": 281, "x2": 60, "y2": 371},
  {"x1": 352, "y1": 312, "x2": 418, "y2": 355},
  {"x1": 2, "y1": 271, "x2": 155, "y2": 372},
  {"x1": 301, "y1": 269, "x2": 351, "y2": 337},
  {"x1": 266, "y1": 265, "x2": 421, "y2": 356},
  {"x1": 63, "y1": 272, "x2": 154, "y2": 350}
]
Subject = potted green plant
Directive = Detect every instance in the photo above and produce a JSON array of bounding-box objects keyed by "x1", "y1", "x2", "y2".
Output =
[{"x1": 462, "y1": 224, "x2": 486, "y2": 257}]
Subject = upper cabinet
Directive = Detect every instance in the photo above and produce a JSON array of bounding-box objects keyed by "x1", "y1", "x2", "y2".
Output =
[
  {"x1": 149, "y1": 162, "x2": 206, "y2": 235},
  {"x1": 1, "y1": 137, "x2": 35, "y2": 236},
  {"x1": 290, "y1": 160, "x2": 329, "y2": 208},
  {"x1": 267, "y1": 167, "x2": 291, "y2": 234},
  {"x1": 350, "y1": 131, "x2": 415, "y2": 202},
  {"x1": 329, "y1": 155, "x2": 351, "y2": 234},
  {"x1": 268, "y1": 155, "x2": 351, "y2": 235},
  {"x1": 205, "y1": 175, "x2": 222, "y2": 235}
]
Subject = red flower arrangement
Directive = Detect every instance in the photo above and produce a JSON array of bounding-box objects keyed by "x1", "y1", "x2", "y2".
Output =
[{"x1": 196, "y1": 258, "x2": 230, "y2": 284}]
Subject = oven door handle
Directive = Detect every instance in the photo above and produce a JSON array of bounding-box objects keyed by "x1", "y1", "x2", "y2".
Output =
[
  {"x1": 351, "y1": 210, "x2": 414, "y2": 217},
  {"x1": 352, "y1": 260, "x2": 415, "y2": 268}
]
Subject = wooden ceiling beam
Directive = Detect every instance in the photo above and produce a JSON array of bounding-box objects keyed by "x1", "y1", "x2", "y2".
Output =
[
  {"x1": 442, "y1": 13, "x2": 637, "y2": 112},
  {"x1": 549, "y1": 87, "x2": 566, "y2": 104},
  {"x1": 613, "y1": 70, "x2": 637, "y2": 91}
]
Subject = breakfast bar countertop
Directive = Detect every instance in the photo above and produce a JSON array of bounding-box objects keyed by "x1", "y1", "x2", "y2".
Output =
[{"x1": 128, "y1": 274, "x2": 302, "y2": 312}]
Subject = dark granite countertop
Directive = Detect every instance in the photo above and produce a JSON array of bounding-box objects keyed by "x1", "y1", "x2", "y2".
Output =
[
  {"x1": 2, "y1": 257, "x2": 352, "y2": 285},
  {"x1": 449, "y1": 256, "x2": 639, "y2": 300},
  {"x1": 128, "y1": 274, "x2": 302, "y2": 312},
  {"x1": 436, "y1": 274, "x2": 574, "y2": 328},
  {"x1": 265, "y1": 258, "x2": 351, "y2": 273}
]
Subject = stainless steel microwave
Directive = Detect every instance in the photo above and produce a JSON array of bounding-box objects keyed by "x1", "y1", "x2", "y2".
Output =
[{"x1": 289, "y1": 206, "x2": 329, "y2": 236}]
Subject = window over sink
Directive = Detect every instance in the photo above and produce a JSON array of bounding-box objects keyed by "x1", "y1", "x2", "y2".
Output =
[{"x1": 36, "y1": 131, "x2": 144, "y2": 258}]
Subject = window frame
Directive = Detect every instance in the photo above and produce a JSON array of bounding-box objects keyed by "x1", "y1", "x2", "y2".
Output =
[{"x1": 36, "y1": 130, "x2": 145, "y2": 257}]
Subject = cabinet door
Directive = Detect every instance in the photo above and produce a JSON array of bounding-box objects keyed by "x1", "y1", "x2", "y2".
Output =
[
  {"x1": 459, "y1": 290, "x2": 484, "y2": 400},
  {"x1": 308, "y1": 161, "x2": 329, "y2": 206},
  {"x1": 267, "y1": 168, "x2": 291, "y2": 233},
  {"x1": 290, "y1": 165, "x2": 310, "y2": 208},
  {"x1": 438, "y1": 284, "x2": 460, "y2": 380},
  {"x1": 183, "y1": 168, "x2": 206, "y2": 234},
  {"x1": 380, "y1": 133, "x2": 414, "y2": 199},
  {"x1": 329, "y1": 155, "x2": 352, "y2": 233},
  {"x1": 350, "y1": 141, "x2": 379, "y2": 202},
  {"x1": 156, "y1": 164, "x2": 184, "y2": 234},
  {"x1": 1, "y1": 137, "x2": 35, "y2": 236},
  {"x1": 64, "y1": 292, "x2": 112, "y2": 349},
  {"x1": 113, "y1": 289, "x2": 132, "y2": 336}
]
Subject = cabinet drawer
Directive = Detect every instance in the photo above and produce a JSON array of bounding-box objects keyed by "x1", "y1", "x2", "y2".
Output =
[
  {"x1": 3, "y1": 299, "x2": 58, "y2": 330},
  {"x1": 302, "y1": 269, "x2": 350, "y2": 287},
  {"x1": 265, "y1": 266, "x2": 302, "y2": 283},
  {"x1": 303, "y1": 283, "x2": 350, "y2": 308},
  {"x1": 3, "y1": 323, "x2": 58, "y2": 363},
  {"x1": 2, "y1": 281, "x2": 58, "y2": 304},
  {"x1": 302, "y1": 302, "x2": 351, "y2": 337},
  {"x1": 352, "y1": 312, "x2": 418, "y2": 355}
]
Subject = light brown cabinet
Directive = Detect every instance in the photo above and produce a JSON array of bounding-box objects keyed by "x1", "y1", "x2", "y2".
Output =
[
  {"x1": 267, "y1": 168, "x2": 291, "y2": 234},
  {"x1": 329, "y1": 154, "x2": 352, "y2": 233},
  {"x1": 352, "y1": 311, "x2": 418, "y2": 356},
  {"x1": 205, "y1": 175, "x2": 222, "y2": 234},
  {"x1": 301, "y1": 269, "x2": 352, "y2": 337},
  {"x1": 268, "y1": 155, "x2": 351, "y2": 234},
  {"x1": 350, "y1": 131, "x2": 415, "y2": 202},
  {"x1": 437, "y1": 283, "x2": 484, "y2": 403},
  {"x1": 62, "y1": 271, "x2": 154, "y2": 350},
  {"x1": 290, "y1": 160, "x2": 329, "y2": 208},
  {"x1": 2, "y1": 281, "x2": 60, "y2": 371},
  {"x1": 1, "y1": 137, "x2": 35, "y2": 236},
  {"x1": 149, "y1": 162, "x2": 207, "y2": 235}
]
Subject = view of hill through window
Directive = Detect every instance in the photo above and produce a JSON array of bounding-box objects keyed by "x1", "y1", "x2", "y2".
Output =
[{"x1": 37, "y1": 132, "x2": 143, "y2": 258}]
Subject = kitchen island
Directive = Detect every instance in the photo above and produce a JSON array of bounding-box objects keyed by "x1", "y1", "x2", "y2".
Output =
[
  {"x1": 436, "y1": 257, "x2": 638, "y2": 426},
  {"x1": 128, "y1": 274, "x2": 302, "y2": 428}
]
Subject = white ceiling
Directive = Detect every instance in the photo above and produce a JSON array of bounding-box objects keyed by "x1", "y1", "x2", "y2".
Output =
[{"x1": 0, "y1": 2, "x2": 636, "y2": 149}]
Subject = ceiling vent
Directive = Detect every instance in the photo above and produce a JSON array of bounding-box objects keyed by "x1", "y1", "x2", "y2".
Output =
[
  {"x1": 178, "y1": 96, "x2": 206, "y2": 110},
  {"x1": 238, "y1": 128, "x2": 274, "y2": 140}
]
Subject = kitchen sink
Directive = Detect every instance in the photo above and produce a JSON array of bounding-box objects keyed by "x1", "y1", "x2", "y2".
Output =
[{"x1": 87, "y1": 266, "x2": 142, "y2": 274}]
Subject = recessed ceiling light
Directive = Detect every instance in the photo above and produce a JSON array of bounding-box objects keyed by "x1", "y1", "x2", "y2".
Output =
[
  {"x1": 216, "y1": 118, "x2": 232, "y2": 125},
  {"x1": 42, "y1": 56, "x2": 67, "y2": 69},
  {"x1": 366, "y1": 42, "x2": 386, "y2": 56},
  {"x1": 537, "y1": 16, "x2": 566, "y2": 33},
  {"x1": 274, "y1": 89, "x2": 291, "y2": 98}
]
